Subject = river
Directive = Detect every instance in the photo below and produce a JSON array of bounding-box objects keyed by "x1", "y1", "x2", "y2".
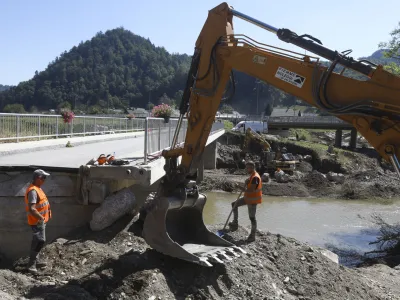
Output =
[{"x1": 202, "y1": 191, "x2": 400, "y2": 262}]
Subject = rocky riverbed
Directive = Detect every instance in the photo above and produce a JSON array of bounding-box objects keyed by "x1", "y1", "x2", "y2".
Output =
[
  {"x1": 199, "y1": 132, "x2": 400, "y2": 200},
  {"x1": 2, "y1": 216, "x2": 400, "y2": 300}
]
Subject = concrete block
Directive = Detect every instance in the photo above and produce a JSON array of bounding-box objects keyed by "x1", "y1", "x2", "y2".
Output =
[
  {"x1": 204, "y1": 141, "x2": 217, "y2": 170},
  {"x1": 317, "y1": 248, "x2": 339, "y2": 264},
  {"x1": 0, "y1": 171, "x2": 77, "y2": 197}
]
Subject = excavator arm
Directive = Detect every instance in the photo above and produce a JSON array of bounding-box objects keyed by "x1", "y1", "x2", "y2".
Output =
[
  {"x1": 243, "y1": 128, "x2": 271, "y2": 152},
  {"x1": 142, "y1": 2, "x2": 400, "y2": 267}
]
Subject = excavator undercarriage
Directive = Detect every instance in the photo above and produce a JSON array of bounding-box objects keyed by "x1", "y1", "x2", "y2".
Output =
[{"x1": 140, "y1": 2, "x2": 400, "y2": 267}]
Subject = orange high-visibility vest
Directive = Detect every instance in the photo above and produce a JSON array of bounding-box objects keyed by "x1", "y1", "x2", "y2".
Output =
[
  {"x1": 244, "y1": 172, "x2": 262, "y2": 205},
  {"x1": 24, "y1": 184, "x2": 51, "y2": 225}
]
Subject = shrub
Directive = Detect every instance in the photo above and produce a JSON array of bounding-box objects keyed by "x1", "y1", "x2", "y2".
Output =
[
  {"x1": 223, "y1": 120, "x2": 234, "y2": 130},
  {"x1": 151, "y1": 103, "x2": 173, "y2": 118}
]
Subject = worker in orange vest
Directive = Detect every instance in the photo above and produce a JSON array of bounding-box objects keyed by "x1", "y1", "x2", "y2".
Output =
[
  {"x1": 24, "y1": 169, "x2": 52, "y2": 274},
  {"x1": 229, "y1": 161, "x2": 262, "y2": 242}
]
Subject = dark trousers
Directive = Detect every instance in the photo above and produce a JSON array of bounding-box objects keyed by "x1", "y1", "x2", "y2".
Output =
[
  {"x1": 30, "y1": 223, "x2": 46, "y2": 259},
  {"x1": 231, "y1": 196, "x2": 258, "y2": 233}
]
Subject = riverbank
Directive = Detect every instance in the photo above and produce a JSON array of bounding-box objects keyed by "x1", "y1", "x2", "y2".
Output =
[
  {"x1": 199, "y1": 131, "x2": 400, "y2": 200},
  {"x1": 2, "y1": 217, "x2": 400, "y2": 299}
]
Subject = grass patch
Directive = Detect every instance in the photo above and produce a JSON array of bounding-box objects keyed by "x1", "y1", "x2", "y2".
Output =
[
  {"x1": 289, "y1": 129, "x2": 312, "y2": 141},
  {"x1": 284, "y1": 138, "x2": 354, "y2": 166},
  {"x1": 223, "y1": 120, "x2": 234, "y2": 131}
]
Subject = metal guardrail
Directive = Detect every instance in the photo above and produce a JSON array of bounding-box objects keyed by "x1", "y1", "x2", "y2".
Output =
[
  {"x1": 143, "y1": 118, "x2": 225, "y2": 164},
  {"x1": 266, "y1": 116, "x2": 346, "y2": 124},
  {"x1": 217, "y1": 114, "x2": 347, "y2": 125},
  {"x1": 0, "y1": 113, "x2": 145, "y2": 142}
]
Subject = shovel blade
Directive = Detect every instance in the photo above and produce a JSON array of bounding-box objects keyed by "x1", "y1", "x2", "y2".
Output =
[{"x1": 142, "y1": 191, "x2": 245, "y2": 267}]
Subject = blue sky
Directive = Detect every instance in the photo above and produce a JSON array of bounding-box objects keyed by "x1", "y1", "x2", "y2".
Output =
[{"x1": 0, "y1": 0, "x2": 399, "y2": 85}]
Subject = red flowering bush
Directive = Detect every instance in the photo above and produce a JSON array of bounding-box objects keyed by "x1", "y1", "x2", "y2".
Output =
[
  {"x1": 151, "y1": 103, "x2": 173, "y2": 118},
  {"x1": 61, "y1": 110, "x2": 75, "y2": 124}
]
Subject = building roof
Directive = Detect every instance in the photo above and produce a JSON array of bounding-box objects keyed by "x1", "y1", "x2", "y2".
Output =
[{"x1": 270, "y1": 108, "x2": 317, "y2": 117}]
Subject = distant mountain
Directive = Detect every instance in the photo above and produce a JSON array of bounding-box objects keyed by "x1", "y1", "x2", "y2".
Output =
[
  {"x1": 0, "y1": 28, "x2": 191, "y2": 114},
  {"x1": 0, "y1": 84, "x2": 12, "y2": 92},
  {"x1": 359, "y1": 49, "x2": 399, "y2": 65}
]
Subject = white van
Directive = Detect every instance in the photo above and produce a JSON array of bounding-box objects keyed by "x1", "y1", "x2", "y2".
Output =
[{"x1": 231, "y1": 121, "x2": 268, "y2": 134}]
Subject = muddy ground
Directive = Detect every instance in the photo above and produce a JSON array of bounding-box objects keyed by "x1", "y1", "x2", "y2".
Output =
[
  {"x1": 199, "y1": 132, "x2": 400, "y2": 200},
  {"x1": 2, "y1": 216, "x2": 400, "y2": 300}
]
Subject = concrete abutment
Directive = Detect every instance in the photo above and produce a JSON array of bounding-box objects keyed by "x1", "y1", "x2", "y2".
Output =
[{"x1": 203, "y1": 141, "x2": 217, "y2": 170}]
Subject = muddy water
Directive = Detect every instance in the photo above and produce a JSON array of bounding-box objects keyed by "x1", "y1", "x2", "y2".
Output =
[{"x1": 203, "y1": 191, "x2": 400, "y2": 255}]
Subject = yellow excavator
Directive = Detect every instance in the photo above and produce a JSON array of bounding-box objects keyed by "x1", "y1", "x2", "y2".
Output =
[
  {"x1": 240, "y1": 127, "x2": 299, "y2": 175},
  {"x1": 141, "y1": 2, "x2": 400, "y2": 267}
]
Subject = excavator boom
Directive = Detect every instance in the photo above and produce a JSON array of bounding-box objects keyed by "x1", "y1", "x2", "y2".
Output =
[{"x1": 142, "y1": 3, "x2": 400, "y2": 267}]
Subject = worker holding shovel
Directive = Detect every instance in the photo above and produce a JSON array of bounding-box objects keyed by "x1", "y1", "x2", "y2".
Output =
[{"x1": 229, "y1": 161, "x2": 262, "y2": 242}]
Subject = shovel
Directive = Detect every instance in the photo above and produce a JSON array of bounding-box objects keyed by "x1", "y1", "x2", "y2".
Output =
[{"x1": 216, "y1": 188, "x2": 244, "y2": 237}]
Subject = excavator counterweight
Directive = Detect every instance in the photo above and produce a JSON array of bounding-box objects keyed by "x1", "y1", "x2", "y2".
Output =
[{"x1": 141, "y1": 2, "x2": 400, "y2": 267}]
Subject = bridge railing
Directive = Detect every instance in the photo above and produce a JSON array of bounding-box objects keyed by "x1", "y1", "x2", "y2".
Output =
[
  {"x1": 0, "y1": 113, "x2": 145, "y2": 142},
  {"x1": 266, "y1": 116, "x2": 346, "y2": 124},
  {"x1": 143, "y1": 117, "x2": 225, "y2": 163}
]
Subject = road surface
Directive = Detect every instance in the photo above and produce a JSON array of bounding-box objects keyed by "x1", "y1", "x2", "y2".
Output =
[{"x1": 0, "y1": 135, "x2": 150, "y2": 168}]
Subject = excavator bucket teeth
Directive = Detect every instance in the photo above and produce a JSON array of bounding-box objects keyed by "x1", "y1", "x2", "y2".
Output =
[{"x1": 142, "y1": 192, "x2": 245, "y2": 267}]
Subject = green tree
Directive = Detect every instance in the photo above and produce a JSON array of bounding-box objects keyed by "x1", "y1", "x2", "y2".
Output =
[
  {"x1": 29, "y1": 105, "x2": 38, "y2": 113},
  {"x1": 57, "y1": 101, "x2": 72, "y2": 112},
  {"x1": 174, "y1": 90, "x2": 183, "y2": 102},
  {"x1": 147, "y1": 102, "x2": 154, "y2": 110},
  {"x1": 379, "y1": 22, "x2": 400, "y2": 58},
  {"x1": 223, "y1": 120, "x2": 234, "y2": 130},
  {"x1": 220, "y1": 104, "x2": 234, "y2": 114},
  {"x1": 3, "y1": 103, "x2": 26, "y2": 113},
  {"x1": 158, "y1": 93, "x2": 174, "y2": 106},
  {"x1": 384, "y1": 63, "x2": 400, "y2": 75},
  {"x1": 264, "y1": 103, "x2": 273, "y2": 116}
]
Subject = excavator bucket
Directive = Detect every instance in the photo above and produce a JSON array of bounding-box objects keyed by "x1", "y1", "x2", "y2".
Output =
[{"x1": 142, "y1": 190, "x2": 246, "y2": 267}]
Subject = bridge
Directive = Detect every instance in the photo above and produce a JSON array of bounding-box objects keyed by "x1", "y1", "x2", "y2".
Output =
[
  {"x1": 0, "y1": 116, "x2": 225, "y2": 188},
  {"x1": 0, "y1": 116, "x2": 224, "y2": 260},
  {"x1": 217, "y1": 115, "x2": 356, "y2": 148}
]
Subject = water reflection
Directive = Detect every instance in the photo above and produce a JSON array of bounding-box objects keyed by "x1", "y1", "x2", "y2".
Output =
[{"x1": 203, "y1": 191, "x2": 400, "y2": 254}]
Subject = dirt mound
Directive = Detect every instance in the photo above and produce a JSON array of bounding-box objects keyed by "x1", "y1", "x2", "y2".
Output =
[
  {"x1": 302, "y1": 171, "x2": 332, "y2": 188},
  {"x1": 5, "y1": 218, "x2": 400, "y2": 300},
  {"x1": 199, "y1": 176, "x2": 243, "y2": 193},
  {"x1": 216, "y1": 143, "x2": 241, "y2": 169},
  {"x1": 263, "y1": 182, "x2": 311, "y2": 198}
]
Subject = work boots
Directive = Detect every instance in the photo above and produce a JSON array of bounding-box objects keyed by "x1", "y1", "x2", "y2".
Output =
[
  {"x1": 26, "y1": 251, "x2": 47, "y2": 274},
  {"x1": 247, "y1": 219, "x2": 257, "y2": 242},
  {"x1": 228, "y1": 220, "x2": 239, "y2": 231},
  {"x1": 26, "y1": 259, "x2": 37, "y2": 274},
  {"x1": 229, "y1": 202, "x2": 239, "y2": 231}
]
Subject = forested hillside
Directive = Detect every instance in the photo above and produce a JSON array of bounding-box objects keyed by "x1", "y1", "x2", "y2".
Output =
[
  {"x1": 0, "y1": 85, "x2": 12, "y2": 92},
  {"x1": 0, "y1": 27, "x2": 399, "y2": 114},
  {"x1": 0, "y1": 28, "x2": 191, "y2": 114}
]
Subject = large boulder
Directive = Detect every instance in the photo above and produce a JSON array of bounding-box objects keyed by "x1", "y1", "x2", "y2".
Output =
[
  {"x1": 274, "y1": 170, "x2": 290, "y2": 183},
  {"x1": 327, "y1": 171, "x2": 345, "y2": 184},
  {"x1": 90, "y1": 188, "x2": 137, "y2": 231},
  {"x1": 261, "y1": 173, "x2": 270, "y2": 183}
]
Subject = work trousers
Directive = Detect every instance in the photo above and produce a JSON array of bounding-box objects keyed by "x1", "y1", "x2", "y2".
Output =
[
  {"x1": 30, "y1": 223, "x2": 46, "y2": 256},
  {"x1": 231, "y1": 196, "x2": 257, "y2": 233}
]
